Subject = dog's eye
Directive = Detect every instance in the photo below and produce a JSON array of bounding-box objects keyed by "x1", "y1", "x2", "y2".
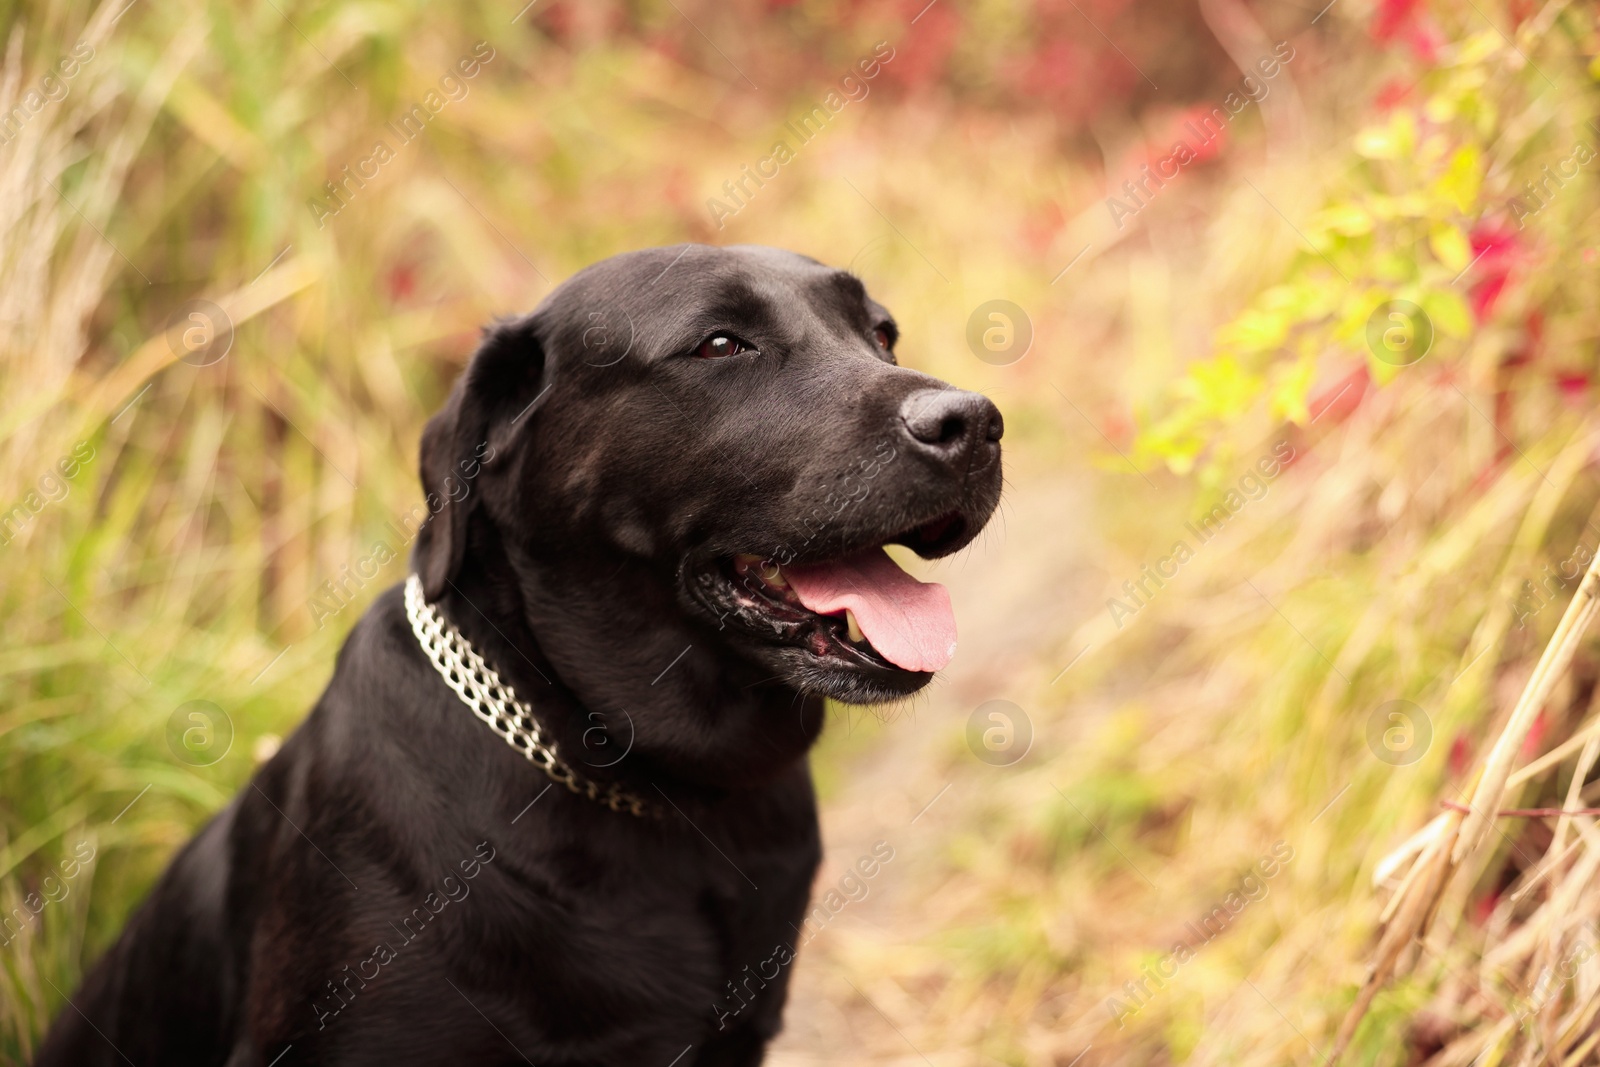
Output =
[
  {"x1": 696, "y1": 334, "x2": 755, "y2": 359},
  {"x1": 873, "y1": 327, "x2": 893, "y2": 350}
]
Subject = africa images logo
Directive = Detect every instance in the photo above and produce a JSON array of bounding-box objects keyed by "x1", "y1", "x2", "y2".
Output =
[
  {"x1": 306, "y1": 42, "x2": 496, "y2": 229},
  {"x1": 1103, "y1": 41, "x2": 1296, "y2": 229},
  {"x1": 704, "y1": 42, "x2": 895, "y2": 229}
]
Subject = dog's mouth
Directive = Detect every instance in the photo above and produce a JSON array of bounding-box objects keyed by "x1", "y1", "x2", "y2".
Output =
[{"x1": 685, "y1": 512, "x2": 971, "y2": 701}]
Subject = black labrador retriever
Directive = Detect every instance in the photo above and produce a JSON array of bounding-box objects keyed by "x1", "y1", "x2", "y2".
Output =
[{"x1": 37, "y1": 244, "x2": 1003, "y2": 1067}]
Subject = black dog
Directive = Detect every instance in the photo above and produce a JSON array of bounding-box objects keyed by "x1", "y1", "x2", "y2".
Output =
[{"x1": 36, "y1": 244, "x2": 1003, "y2": 1066}]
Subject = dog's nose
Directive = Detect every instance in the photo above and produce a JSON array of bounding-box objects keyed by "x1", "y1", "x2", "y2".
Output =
[{"x1": 898, "y1": 389, "x2": 1003, "y2": 471}]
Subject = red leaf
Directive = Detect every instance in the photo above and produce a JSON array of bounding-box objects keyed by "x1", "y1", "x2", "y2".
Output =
[
  {"x1": 1373, "y1": 78, "x2": 1413, "y2": 111},
  {"x1": 1371, "y1": 0, "x2": 1422, "y2": 41},
  {"x1": 1467, "y1": 224, "x2": 1524, "y2": 322},
  {"x1": 386, "y1": 264, "x2": 416, "y2": 301},
  {"x1": 1371, "y1": 0, "x2": 1443, "y2": 63},
  {"x1": 1555, "y1": 371, "x2": 1591, "y2": 404},
  {"x1": 1307, "y1": 364, "x2": 1370, "y2": 427}
]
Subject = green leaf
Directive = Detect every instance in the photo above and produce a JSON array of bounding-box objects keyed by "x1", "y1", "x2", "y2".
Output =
[
  {"x1": 1429, "y1": 223, "x2": 1472, "y2": 272},
  {"x1": 1422, "y1": 289, "x2": 1474, "y2": 338},
  {"x1": 1424, "y1": 93, "x2": 1457, "y2": 124},
  {"x1": 1184, "y1": 355, "x2": 1263, "y2": 420},
  {"x1": 1217, "y1": 307, "x2": 1292, "y2": 353},
  {"x1": 1313, "y1": 202, "x2": 1374, "y2": 237},
  {"x1": 1433, "y1": 146, "x2": 1482, "y2": 214},
  {"x1": 1355, "y1": 112, "x2": 1415, "y2": 160},
  {"x1": 1269, "y1": 357, "x2": 1317, "y2": 425}
]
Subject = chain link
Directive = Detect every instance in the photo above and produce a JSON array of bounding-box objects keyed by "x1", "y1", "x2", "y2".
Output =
[{"x1": 404, "y1": 574, "x2": 655, "y2": 818}]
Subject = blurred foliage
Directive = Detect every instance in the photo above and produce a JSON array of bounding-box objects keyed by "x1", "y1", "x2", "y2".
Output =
[
  {"x1": 1134, "y1": 6, "x2": 1598, "y2": 484},
  {"x1": 6, "y1": 0, "x2": 1600, "y2": 1064}
]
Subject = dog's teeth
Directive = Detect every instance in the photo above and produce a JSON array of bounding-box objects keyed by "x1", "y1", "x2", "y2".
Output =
[
  {"x1": 845, "y1": 609, "x2": 864, "y2": 644},
  {"x1": 733, "y1": 553, "x2": 763, "y2": 570},
  {"x1": 762, "y1": 563, "x2": 789, "y2": 589}
]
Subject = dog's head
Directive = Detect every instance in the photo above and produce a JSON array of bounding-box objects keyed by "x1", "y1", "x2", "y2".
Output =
[{"x1": 415, "y1": 244, "x2": 1002, "y2": 705}]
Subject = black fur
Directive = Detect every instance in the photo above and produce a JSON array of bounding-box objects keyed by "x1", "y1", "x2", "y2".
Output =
[{"x1": 36, "y1": 244, "x2": 1003, "y2": 1066}]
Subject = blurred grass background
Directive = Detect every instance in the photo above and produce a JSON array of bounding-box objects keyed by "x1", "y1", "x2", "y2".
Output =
[{"x1": 3, "y1": 0, "x2": 1600, "y2": 1063}]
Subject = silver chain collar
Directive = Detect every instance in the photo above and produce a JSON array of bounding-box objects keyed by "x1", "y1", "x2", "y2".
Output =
[{"x1": 404, "y1": 574, "x2": 655, "y2": 818}]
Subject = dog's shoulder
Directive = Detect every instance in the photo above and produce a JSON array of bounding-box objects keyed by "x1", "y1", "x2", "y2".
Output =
[
  {"x1": 290, "y1": 581, "x2": 455, "y2": 760},
  {"x1": 322, "y1": 581, "x2": 433, "y2": 707},
  {"x1": 337, "y1": 580, "x2": 414, "y2": 668}
]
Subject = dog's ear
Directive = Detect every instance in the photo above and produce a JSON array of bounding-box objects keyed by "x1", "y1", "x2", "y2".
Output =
[{"x1": 414, "y1": 315, "x2": 547, "y2": 600}]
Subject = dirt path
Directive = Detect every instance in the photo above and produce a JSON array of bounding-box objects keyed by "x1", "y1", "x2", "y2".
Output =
[{"x1": 768, "y1": 460, "x2": 1103, "y2": 1065}]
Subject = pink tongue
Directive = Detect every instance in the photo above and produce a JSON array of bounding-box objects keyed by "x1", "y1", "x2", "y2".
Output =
[{"x1": 782, "y1": 548, "x2": 956, "y2": 672}]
